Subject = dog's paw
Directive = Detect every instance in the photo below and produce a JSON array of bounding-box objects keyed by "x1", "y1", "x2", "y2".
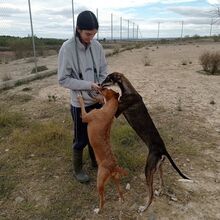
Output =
[
  {"x1": 77, "y1": 95, "x2": 83, "y2": 103},
  {"x1": 93, "y1": 208, "x2": 100, "y2": 214}
]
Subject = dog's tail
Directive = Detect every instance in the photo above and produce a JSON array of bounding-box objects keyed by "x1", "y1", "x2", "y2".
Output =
[{"x1": 165, "y1": 152, "x2": 190, "y2": 179}]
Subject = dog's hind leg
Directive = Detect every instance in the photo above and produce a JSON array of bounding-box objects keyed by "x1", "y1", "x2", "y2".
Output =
[
  {"x1": 112, "y1": 173, "x2": 124, "y2": 202},
  {"x1": 139, "y1": 154, "x2": 165, "y2": 212},
  {"x1": 138, "y1": 166, "x2": 156, "y2": 213},
  {"x1": 157, "y1": 155, "x2": 165, "y2": 195},
  {"x1": 97, "y1": 167, "x2": 111, "y2": 210}
]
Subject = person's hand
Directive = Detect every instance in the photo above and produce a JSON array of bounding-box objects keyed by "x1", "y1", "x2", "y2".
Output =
[
  {"x1": 94, "y1": 93, "x2": 105, "y2": 104},
  {"x1": 91, "y1": 83, "x2": 101, "y2": 91}
]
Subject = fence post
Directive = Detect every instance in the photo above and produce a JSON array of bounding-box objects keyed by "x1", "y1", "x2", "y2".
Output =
[
  {"x1": 133, "y1": 22, "x2": 135, "y2": 40},
  {"x1": 71, "y1": 0, "x2": 75, "y2": 35},
  {"x1": 180, "y1": 20, "x2": 184, "y2": 40},
  {"x1": 157, "y1": 22, "x2": 160, "y2": 46},
  {"x1": 111, "y1": 13, "x2": 113, "y2": 40},
  {"x1": 120, "y1": 17, "x2": 122, "y2": 40},
  {"x1": 210, "y1": 19, "x2": 213, "y2": 36},
  {"x1": 128, "y1": 19, "x2": 129, "y2": 40},
  {"x1": 96, "y1": 8, "x2": 99, "y2": 40},
  {"x1": 28, "y1": 0, "x2": 37, "y2": 73}
]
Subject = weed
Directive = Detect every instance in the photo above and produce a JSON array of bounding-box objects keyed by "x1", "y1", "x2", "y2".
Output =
[
  {"x1": 48, "y1": 94, "x2": 57, "y2": 102},
  {"x1": 177, "y1": 98, "x2": 182, "y2": 111},
  {"x1": 8, "y1": 94, "x2": 33, "y2": 103},
  {"x1": 31, "y1": 65, "x2": 48, "y2": 74},
  {"x1": 181, "y1": 60, "x2": 187, "y2": 65},
  {"x1": 1, "y1": 72, "x2": 12, "y2": 81},
  {"x1": 25, "y1": 57, "x2": 38, "y2": 63},
  {"x1": 112, "y1": 47, "x2": 120, "y2": 55},
  {"x1": 22, "y1": 87, "x2": 32, "y2": 91},
  {"x1": 199, "y1": 51, "x2": 220, "y2": 75},
  {"x1": 144, "y1": 55, "x2": 151, "y2": 66},
  {"x1": 0, "y1": 107, "x2": 26, "y2": 136}
]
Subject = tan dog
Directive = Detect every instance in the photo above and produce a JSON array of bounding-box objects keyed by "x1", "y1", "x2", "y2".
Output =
[{"x1": 78, "y1": 88, "x2": 127, "y2": 211}]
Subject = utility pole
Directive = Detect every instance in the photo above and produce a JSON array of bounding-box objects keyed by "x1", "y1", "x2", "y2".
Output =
[
  {"x1": 210, "y1": 18, "x2": 213, "y2": 36},
  {"x1": 111, "y1": 13, "x2": 113, "y2": 40},
  {"x1": 128, "y1": 19, "x2": 129, "y2": 40},
  {"x1": 157, "y1": 22, "x2": 160, "y2": 46},
  {"x1": 120, "y1": 17, "x2": 122, "y2": 41},
  {"x1": 133, "y1": 22, "x2": 135, "y2": 40},
  {"x1": 71, "y1": 0, "x2": 75, "y2": 35},
  {"x1": 96, "y1": 8, "x2": 99, "y2": 40},
  {"x1": 180, "y1": 20, "x2": 184, "y2": 40},
  {"x1": 28, "y1": 0, "x2": 37, "y2": 73}
]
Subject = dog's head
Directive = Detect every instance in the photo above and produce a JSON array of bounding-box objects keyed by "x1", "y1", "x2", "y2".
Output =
[
  {"x1": 100, "y1": 88, "x2": 119, "y2": 101},
  {"x1": 101, "y1": 72, "x2": 123, "y2": 87}
]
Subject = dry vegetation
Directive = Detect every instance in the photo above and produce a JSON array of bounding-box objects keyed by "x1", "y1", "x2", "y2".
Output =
[{"x1": 199, "y1": 51, "x2": 220, "y2": 74}]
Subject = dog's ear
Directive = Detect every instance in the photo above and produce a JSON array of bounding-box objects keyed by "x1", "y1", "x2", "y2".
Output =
[{"x1": 115, "y1": 72, "x2": 122, "y2": 83}]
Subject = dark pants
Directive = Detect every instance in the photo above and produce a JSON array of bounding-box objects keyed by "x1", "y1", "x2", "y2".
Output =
[{"x1": 70, "y1": 103, "x2": 102, "y2": 150}]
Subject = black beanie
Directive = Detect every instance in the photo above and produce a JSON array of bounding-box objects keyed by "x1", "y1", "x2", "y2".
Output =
[{"x1": 76, "y1": 10, "x2": 99, "y2": 30}]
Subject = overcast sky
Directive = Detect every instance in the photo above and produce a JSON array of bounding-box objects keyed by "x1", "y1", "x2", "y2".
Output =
[{"x1": 0, "y1": 0, "x2": 220, "y2": 39}]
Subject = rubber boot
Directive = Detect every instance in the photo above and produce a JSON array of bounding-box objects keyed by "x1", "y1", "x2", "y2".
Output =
[
  {"x1": 73, "y1": 149, "x2": 90, "y2": 183},
  {"x1": 88, "y1": 144, "x2": 98, "y2": 168}
]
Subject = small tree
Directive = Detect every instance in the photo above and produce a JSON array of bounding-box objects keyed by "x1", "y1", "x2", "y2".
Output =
[{"x1": 210, "y1": 5, "x2": 220, "y2": 24}]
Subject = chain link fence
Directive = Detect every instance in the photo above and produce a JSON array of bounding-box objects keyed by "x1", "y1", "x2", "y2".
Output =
[{"x1": 0, "y1": 1, "x2": 219, "y2": 85}]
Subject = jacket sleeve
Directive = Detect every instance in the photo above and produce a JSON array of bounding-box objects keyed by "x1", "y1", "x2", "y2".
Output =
[
  {"x1": 98, "y1": 45, "x2": 108, "y2": 84},
  {"x1": 57, "y1": 45, "x2": 92, "y2": 91}
]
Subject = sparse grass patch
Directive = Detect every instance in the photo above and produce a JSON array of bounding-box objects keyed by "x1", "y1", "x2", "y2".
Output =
[
  {"x1": 0, "y1": 172, "x2": 19, "y2": 199},
  {"x1": 25, "y1": 57, "x2": 38, "y2": 63},
  {"x1": 8, "y1": 93, "x2": 33, "y2": 103},
  {"x1": 22, "y1": 87, "x2": 32, "y2": 91},
  {"x1": 48, "y1": 94, "x2": 57, "y2": 102},
  {"x1": 111, "y1": 122, "x2": 146, "y2": 172},
  {"x1": 143, "y1": 55, "x2": 151, "y2": 66},
  {"x1": 11, "y1": 121, "x2": 72, "y2": 158},
  {"x1": 31, "y1": 65, "x2": 48, "y2": 74},
  {"x1": 1, "y1": 72, "x2": 12, "y2": 81},
  {"x1": 0, "y1": 106, "x2": 26, "y2": 137},
  {"x1": 112, "y1": 46, "x2": 120, "y2": 55}
]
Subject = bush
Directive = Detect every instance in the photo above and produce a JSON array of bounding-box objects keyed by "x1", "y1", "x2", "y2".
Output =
[{"x1": 199, "y1": 51, "x2": 220, "y2": 75}]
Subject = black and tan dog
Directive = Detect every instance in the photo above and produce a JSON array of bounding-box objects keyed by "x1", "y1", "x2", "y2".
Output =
[{"x1": 101, "y1": 72, "x2": 189, "y2": 211}]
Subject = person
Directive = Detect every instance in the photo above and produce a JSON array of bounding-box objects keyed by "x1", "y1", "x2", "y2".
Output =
[{"x1": 58, "y1": 10, "x2": 108, "y2": 183}]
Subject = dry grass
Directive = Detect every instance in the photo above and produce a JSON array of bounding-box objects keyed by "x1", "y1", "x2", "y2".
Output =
[
  {"x1": 199, "y1": 51, "x2": 220, "y2": 74},
  {"x1": 1, "y1": 73, "x2": 12, "y2": 81},
  {"x1": 0, "y1": 95, "x2": 204, "y2": 219}
]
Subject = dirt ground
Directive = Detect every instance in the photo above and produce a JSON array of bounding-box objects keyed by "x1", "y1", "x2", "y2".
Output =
[{"x1": 0, "y1": 41, "x2": 220, "y2": 219}]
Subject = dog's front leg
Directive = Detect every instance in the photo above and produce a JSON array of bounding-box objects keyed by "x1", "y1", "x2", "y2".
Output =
[{"x1": 77, "y1": 95, "x2": 90, "y2": 123}]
